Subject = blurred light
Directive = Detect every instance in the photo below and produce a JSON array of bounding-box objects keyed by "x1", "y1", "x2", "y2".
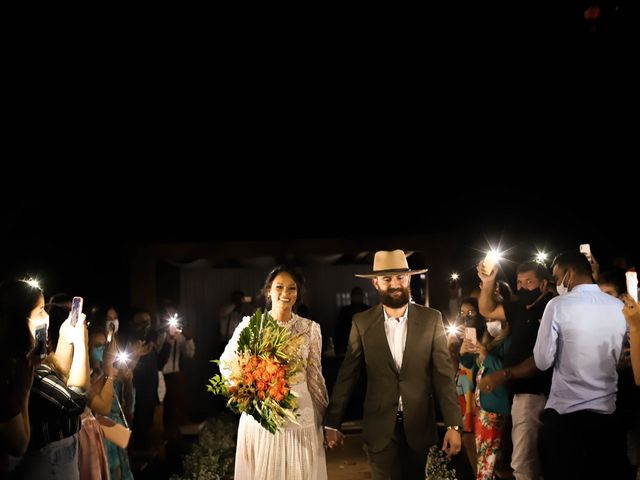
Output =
[
  {"x1": 25, "y1": 278, "x2": 41, "y2": 289},
  {"x1": 116, "y1": 351, "x2": 130, "y2": 365},
  {"x1": 446, "y1": 324, "x2": 460, "y2": 337},
  {"x1": 450, "y1": 273, "x2": 459, "y2": 281},
  {"x1": 535, "y1": 251, "x2": 548, "y2": 264},
  {"x1": 168, "y1": 314, "x2": 180, "y2": 327},
  {"x1": 485, "y1": 249, "x2": 503, "y2": 263}
]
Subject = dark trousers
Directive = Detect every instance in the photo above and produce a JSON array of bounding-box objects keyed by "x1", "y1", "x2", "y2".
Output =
[
  {"x1": 132, "y1": 402, "x2": 156, "y2": 450},
  {"x1": 163, "y1": 372, "x2": 186, "y2": 440},
  {"x1": 365, "y1": 414, "x2": 427, "y2": 480},
  {"x1": 539, "y1": 408, "x2": 632, "y2": 480}
]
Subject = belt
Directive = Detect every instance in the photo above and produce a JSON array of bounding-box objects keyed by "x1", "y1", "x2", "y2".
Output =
[{"x1": 396, "y1": 411, "x2": 403, "y2": 421}]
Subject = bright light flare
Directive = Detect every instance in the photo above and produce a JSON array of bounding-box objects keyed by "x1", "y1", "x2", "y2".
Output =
[
  {"x1": 168, "y1": 314, "x2": 180, "y2": 327},
  {"x1": 24, "y1": 278, "x2": 41, "y2": 289},
  {"x1": 116, "y1": 351, "x2": 130, "y2": 366},
  {"x1": 535, "y1": 251, "x2": 548, "y2": 264},
  {"x1": 446, "y1": 324, "x2": 461, "y2": 337},
  {"x1": 482, "y1": 249, "x2": 503, "y2": 275}
]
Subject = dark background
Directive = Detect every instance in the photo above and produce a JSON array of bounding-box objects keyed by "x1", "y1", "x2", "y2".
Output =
[
  {"x1": 2, "y1": 179, "x2": 637, "y2": 312},
  {"x1": 3, "y1": 5, "x2": 639, "y2": 156}
]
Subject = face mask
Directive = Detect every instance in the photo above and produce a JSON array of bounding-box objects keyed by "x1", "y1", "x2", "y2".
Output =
[
  {"x1": 106, "y1": 319, "x2": 119, "y2": 334},
  {"x1": 91, "y1": 345, "x2": 105, "y2": 364},
  {"x1": 518, "y1": 288, "x2": 542, "y2": 305},
  {"x1": 556, "y1": 272, "x2": 569, "y2": 296},
  {"x1": 486, "y1": 321, "x2": 503, "y2": 337}
]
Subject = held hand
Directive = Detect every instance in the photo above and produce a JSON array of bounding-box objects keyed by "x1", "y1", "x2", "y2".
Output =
[
  {"x1": 460, "y1": 338, "x2": 477, "y2": 355},
  {"x1": 477, "y1": 261, "x2": 497, "y2": 284},
  {"x1": 323, "y1": 428, "x2": 344, "y2": 449},
  {"x1": 441, "y1": 429, "x2": 462, "y2": 458},
  {"x1": 622, "y1": 294, "x2": 640, "y2": 332},
  {"x1": 478, "y1": 370, "x2": 504, "y2": 393},
  {"x1": 59, "y1": 313, "x2": 87, "y2": 346},
  {"x1": 103, "y1": 340, "x2": 118, "y2": 376}
]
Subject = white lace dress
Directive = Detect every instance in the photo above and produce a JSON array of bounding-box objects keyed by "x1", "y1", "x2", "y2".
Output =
[{"x1": 219, "y1": 313, "x2": 329, "y2": 480}]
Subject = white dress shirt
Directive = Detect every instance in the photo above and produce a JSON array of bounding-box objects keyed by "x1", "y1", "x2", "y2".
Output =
[
  {"x1": 160, "y1": 331, "x2": 196, "y2": 374},
  {"x1": 383, "y1": 306, "x2": 408, "y2": 411}
]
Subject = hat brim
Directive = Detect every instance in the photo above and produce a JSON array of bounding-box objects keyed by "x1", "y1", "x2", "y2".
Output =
[{"x1": 355, "y1": 268, "x2": 428, "y2": 279}]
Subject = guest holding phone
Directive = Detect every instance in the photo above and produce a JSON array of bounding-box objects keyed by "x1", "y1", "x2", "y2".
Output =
[
  {"x1": 6, "y1": 279, "x2": 90, "y2": 479},
  {"x1": 0, "y1": 279, "x2": 40, "y2": 474}
]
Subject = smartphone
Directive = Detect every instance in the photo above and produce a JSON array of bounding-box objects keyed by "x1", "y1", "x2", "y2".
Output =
[
  {"x1": 626, "y1": 271, "x2": 638, "y2": 302},
  {"x1": 464, "y1": 327, "x2": 477, "y2": 345},
  {"x1": 579, "y1": 244, "x2": 592, "y2": 261},
  {"x1": 34, "y1": 324, "x2": 48, "y2": 359},
  {"x1": 69, "y1": 296, "x2": 83, "y2": 327}
]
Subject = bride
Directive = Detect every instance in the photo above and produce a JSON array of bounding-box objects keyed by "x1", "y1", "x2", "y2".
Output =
[{"x1": 219, "y1": 265, "x2": 329, "y2": 480}]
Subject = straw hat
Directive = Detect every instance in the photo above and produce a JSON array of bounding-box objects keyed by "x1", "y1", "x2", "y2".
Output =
[{"x1": 355, "y1": 250, "x2": 428, "y2": 279}]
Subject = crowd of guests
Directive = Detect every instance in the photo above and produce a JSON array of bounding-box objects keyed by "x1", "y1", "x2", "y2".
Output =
[
  {"x1": 0, "y1": 285, "x2": 195, "y2": 479},
  {"x1": 447, "y1": 252, "x2": 640, "y2": 480},
  {"x1": 4, "y1": 245, "x2": 640, "y2": 480}
]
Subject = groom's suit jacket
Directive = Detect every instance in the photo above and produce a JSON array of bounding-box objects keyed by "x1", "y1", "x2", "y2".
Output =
[{"x1": 324, "y1": 303, "x2": 461, "y2": 453}]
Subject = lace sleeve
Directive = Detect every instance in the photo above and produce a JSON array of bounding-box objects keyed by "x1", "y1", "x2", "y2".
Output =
[
  {"x1": 307, "y1": 321, "x2": 329, "y2": 426},
  {"x1": 218, "y1": 316, "x2": 250, "y2": 379}
]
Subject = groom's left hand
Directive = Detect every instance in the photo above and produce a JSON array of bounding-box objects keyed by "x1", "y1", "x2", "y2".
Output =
[{"x1": 441, "y1": 430, "x2": 462, "y2": 458}]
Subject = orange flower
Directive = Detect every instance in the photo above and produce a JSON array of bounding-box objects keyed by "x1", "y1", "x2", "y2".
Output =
[
  {"x1": 243, "y1": 356, "x2": 259, "y2": 372},
  {"x1": 256, "y1": 381, "x2": 267, "y2": 391},
  {"x1": 265, "y1": 362, "x2": 278, "y2": 375}
]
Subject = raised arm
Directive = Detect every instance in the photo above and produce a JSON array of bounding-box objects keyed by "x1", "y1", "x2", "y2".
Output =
[
  {"x1": 622, "y1": 294, "x2": 640, "y2": 386},
  {"x1": 478, "y1": 262, "x2": 506, "y2": 321}
]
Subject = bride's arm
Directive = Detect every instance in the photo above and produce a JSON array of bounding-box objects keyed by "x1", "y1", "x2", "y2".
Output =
[{"x1": 307, "y1": 321, "x2": 329, "y2": 426}]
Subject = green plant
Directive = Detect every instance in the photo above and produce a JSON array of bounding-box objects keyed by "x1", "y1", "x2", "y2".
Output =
[
  {"x1": 426, "y1": 445, "x2": 458, "y2": 480},
  {"x1": 170, "y1": 414, "x2": 237, "y2": 480}
]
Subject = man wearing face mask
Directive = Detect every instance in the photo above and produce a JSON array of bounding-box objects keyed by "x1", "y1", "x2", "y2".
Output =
[
  {"x1": 477, "y1": 261, "x2": 554, "y2": 480},
  {"x1": 533, "y1": 251, "x2": 629, "y2": 480}
]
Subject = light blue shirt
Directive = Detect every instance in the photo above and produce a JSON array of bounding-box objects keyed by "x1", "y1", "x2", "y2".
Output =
[{"x1": 533, "y1": 284, "x2": 626, "y2": 415}]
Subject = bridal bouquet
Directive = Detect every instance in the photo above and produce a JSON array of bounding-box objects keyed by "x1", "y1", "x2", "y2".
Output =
[
  {"x1": 208, "y1": 309, "x2": 301, "y2": 434},
  {"x1": 425, "y1": 445, "x2": 458, "y2": 480}
]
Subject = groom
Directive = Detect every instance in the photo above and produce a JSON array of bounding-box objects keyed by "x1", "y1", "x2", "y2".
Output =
[{"x1": 324, "y1": 250, "x2": 461, "y2": 480}]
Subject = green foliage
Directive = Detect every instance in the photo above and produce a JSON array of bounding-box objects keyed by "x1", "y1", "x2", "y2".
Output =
[
  {"x1": 208, "y1": 309, "x2": 299, "y2": 434},
  {"x1": 425, "y1": 445, "x2": 458, "y2": 480},
  {"x1": 170, "y1": 414, "x2": 237, "y2": 480}
]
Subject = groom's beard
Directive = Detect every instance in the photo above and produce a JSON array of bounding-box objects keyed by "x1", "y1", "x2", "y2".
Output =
[{"x1": 379, "y1": 286, "x2": 410, "y2": 308}]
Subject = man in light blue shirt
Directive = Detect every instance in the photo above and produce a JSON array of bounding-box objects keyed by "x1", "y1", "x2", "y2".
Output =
[{"x1": 533, "y1": 251, "x2": 629, "y2": 480}]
